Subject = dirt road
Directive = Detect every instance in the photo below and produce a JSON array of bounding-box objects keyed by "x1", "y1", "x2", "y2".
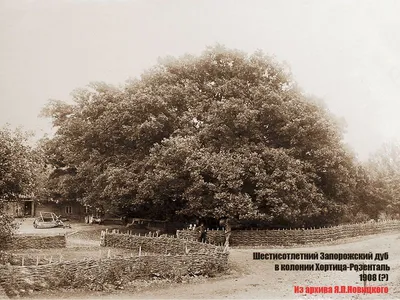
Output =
[
  {"x1": 125, "y1": 232, "x2": 400, "y2": 300},
  {"x1": 29, "y1": 232, "x2": 400, "y2": 300}
]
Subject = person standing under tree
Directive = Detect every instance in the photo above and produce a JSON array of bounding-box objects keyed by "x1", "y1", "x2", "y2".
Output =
[{"x1": 199, "y1": 223, "x2": 206, "y2": 243}]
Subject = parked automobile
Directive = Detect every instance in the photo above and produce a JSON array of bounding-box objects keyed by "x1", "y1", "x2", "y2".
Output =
[{"x1": 33, "y1": 212, "x2": 71, "y2": 229}]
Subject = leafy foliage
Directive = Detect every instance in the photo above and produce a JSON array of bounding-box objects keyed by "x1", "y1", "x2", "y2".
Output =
[
  {"x1": 41, "y1": 45, "x2": 370, "y2": 227},
  {"x1": 366, "y1": 140, "x2": 400, "y2": 219},
  {"x1": 0, "y1": 126, "x2": 43, "y2": 199},
  {"x1": 0, "y1": 206, "x2": 18, "y2": 250},
  {"x1": 0, "y1": 126, "x2": 43, "y2": 246}
]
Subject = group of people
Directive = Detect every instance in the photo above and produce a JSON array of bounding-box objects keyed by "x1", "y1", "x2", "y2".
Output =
[{"x1": 188, "y1": 223, "x2": 207, "y2": 242}]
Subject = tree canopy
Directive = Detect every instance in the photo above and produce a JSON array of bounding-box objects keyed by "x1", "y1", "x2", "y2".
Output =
[
  {"x1": 0, "y1": 126, "x2": 42, "y2": 199},
  {"x1": 0, "y1": 126, "x2": 42, "y2": 247},
  {"x1": 366, "y1": 140, "x2": 400, "y2": 218},
  {"x1": 41, "y1": 45, "x2": 373, "y2": 227}
]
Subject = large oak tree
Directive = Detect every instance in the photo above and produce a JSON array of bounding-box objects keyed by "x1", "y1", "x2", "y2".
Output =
[{"x1": 41, "y1": 45, "x2": 369, "y2": 227}]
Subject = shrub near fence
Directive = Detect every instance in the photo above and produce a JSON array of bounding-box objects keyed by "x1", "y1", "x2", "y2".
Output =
[{"x1": 177, "y1": 220, "x2": 400, "y2": 246}]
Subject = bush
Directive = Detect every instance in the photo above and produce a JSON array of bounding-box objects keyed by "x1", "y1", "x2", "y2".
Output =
[{"x1": 0, "y1": 204, "x2": 18, "y2": 250}]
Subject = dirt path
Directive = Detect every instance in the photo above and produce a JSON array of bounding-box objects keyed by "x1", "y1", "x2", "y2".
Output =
[
  {"x1": 29, "y1": 232, "x2": 400, "y2": 300},
  {"x1": 124, "y1": 233, "x2": 400, "y2": 300}
]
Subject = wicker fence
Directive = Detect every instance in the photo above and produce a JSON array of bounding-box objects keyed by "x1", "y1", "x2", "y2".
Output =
[
  {"x1": 0, "y1": 253, "x2": 228, "y2": 298},
  {"x1": 176, "y1": 229, "x2": 226, "y2": 245},
  {"x1": 5, "y1": 234, "x2": 66, "y2": 250},
  {"x1": 0, "y1": 252, "x2": 65, "y2": 266},
  {"x1": 0, "y1": 231, "x2": 229, "y2": 298},
  {"x1": 177, "y1": 220, "x2": 400, "y2": 246},
  {"x1": 101, "y1": 229, "x2": 226, "y2": 254}
]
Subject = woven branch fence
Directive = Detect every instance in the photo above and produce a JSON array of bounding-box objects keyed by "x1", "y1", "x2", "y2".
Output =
[
  {"x1": 4, "y1": 235, "x2": 66, "y2": 250},
  {"x1": 0, "y1": 230, "x2": 229, "y2": 298},
  {"x1": 101, "y1": 229, "x2": 227, "y2": 254},
  {"x1": 178, "y1": 220, "x2": 400, "y2": 246}
]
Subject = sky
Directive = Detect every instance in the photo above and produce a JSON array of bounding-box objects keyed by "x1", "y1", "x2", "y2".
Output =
[{"x1": 1, "y1": 0, "x2": 400, "y2": 161}]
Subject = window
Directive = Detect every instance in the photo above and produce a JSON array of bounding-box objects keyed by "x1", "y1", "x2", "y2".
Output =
[{"x1": 65, "y1": 206, "x2": 72, "y2": 214}]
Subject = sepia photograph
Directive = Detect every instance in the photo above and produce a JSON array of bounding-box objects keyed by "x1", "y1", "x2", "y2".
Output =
[{"x1": 1, "y1": 0, "x2": 399, "y2": 299}]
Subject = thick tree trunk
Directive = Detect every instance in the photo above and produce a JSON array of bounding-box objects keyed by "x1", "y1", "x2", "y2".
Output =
[{"x1": 224, "y1": 218, "x2": 231, "y2": 247}]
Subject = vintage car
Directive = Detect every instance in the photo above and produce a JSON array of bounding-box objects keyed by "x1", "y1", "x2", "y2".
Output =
[{"x1": 33, "y1": 212, "x2": 70, "y2": 229}]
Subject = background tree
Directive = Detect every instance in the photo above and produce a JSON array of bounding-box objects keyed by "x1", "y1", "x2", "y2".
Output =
[
  {"x1": 41, "y1": 45, "x2": 374, "y2": 227},
  {"x1": 340, "y1": 164, "x2": 387, "y2": 222},
  {"x1": 0, "y1": 126, "x2": 43, "y2": 248},
  {"x1": 366, "y1": 139, "x2": 400, "y2": 219},
  {"x1": 0, "y1": 126, "x2": 42, "y2": 199},
  {"x1": 0, "y1": 205, "x2": 18, "y2": 249}
]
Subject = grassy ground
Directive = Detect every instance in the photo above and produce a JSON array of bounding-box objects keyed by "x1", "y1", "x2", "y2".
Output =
[
  {"x1": 13, "y1": 218, "x2": 156, "y2": 260},
  {"x1": 15, "y1": 218, "x2": 127, "y2": 236}
]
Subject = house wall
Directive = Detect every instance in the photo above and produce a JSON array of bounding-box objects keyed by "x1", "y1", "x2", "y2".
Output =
[
  {"x1": 34, "y1": 202, "x2": 59, "y2": 217},
  {"x1": 1, "y1": 200, "x2": 34, "y2": 217},
  {"x1": 1, "y1": 199, "x2": 84, "y2": 219},
  {"x1": 63, "y1": 201, "x2": 85, "y2": 219},
  {"x1": 35, "y1": 201, "x2": 85, "y2": 220},
  {"x1": 2, "y1": 201, "x2": 21, "y2": 217}
]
